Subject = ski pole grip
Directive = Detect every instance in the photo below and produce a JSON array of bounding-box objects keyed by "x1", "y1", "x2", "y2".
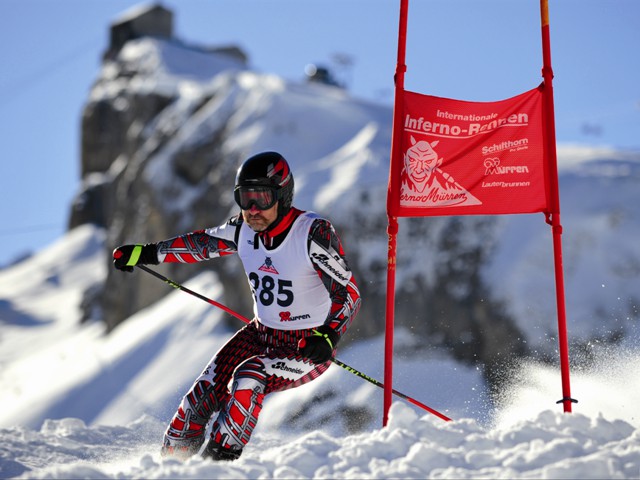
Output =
[{"x1": 126, "y1": 245, "x2": 143, "y2": 266}]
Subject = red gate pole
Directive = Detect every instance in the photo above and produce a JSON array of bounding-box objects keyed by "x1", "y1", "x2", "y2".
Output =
[
  {"x1": 540, "y1": 0, "x2": 576, "y2": 413},
  {"x1": 383, "y1": 0, "x2": 409, "y2": 426}
]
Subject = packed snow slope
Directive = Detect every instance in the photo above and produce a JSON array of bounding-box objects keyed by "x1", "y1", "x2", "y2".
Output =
[
  {"x1": 0, "y1": 223, "x2": 639, "y2": 478},
  {"x1": 3, "y1": 406, "x2": 639, "y2": 479}
]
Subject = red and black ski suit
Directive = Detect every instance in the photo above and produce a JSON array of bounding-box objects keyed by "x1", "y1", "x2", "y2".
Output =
[{"x1": 159, "y1": 208, "x2": 361, "y2": 457}]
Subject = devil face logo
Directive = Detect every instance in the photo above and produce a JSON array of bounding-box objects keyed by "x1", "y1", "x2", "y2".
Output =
[
  {"x1": 400, "y1": 136, "x2": 482, "y2": 208},
  {"x1": 404, "y1": 138, "x2": 441, "y2": 193}
]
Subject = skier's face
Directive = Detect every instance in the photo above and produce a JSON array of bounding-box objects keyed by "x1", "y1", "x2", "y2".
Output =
[{"x1": 242, "y1": 202, "x2": 279, "y2": 232}]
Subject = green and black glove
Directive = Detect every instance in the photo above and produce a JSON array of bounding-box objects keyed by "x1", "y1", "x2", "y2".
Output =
[
  {"x1": 112, "y1": 244, "x2": 159, "y2": 272},
  {"x1": 298, "y1": 325, "x2": 340, "y2": 364}
]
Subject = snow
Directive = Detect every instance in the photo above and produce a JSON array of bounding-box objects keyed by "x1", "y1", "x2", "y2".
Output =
[
  {"x1": 1, "y1": 37, "x2": 639, "y2": 479},
  {"x1": 1, "y1": 225, "x2": 639, "y2": 479}
]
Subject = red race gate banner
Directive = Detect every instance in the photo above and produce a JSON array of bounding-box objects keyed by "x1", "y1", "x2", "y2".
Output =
[
  {"x1": 383, "y1": 0, "x2": 575, "y2": 426},
  {"x1": 391, "y1": 85, "x2": 550, "y2": 217}
]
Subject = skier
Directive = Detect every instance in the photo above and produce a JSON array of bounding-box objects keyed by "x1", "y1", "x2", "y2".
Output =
[{"x1": 112, "y1": 151, "x2": 361, "y2": 461}]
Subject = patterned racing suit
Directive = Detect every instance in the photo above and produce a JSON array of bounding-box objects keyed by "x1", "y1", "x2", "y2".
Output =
[{"x1": 159, "y1": 208, "x2": 361, "y2": 458}]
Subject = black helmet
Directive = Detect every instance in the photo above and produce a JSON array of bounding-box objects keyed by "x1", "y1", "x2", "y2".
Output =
[{"x1": 234, "y1": 152, "x2": 294, "y2": 214}]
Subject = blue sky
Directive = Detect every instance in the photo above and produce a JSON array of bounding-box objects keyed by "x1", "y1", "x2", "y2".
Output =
[{"x1": 1, "y1": 0, "x2": 638, "y2": 267}]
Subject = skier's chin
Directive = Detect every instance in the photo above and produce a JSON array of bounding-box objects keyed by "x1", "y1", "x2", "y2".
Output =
[{"x1": 247, "y1": 219, "x2": 269, "y2": 232}]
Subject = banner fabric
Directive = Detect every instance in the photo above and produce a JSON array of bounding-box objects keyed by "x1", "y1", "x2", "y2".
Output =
[{"x1": 392, "y1": 86, "x2": 550, "y2": 217}]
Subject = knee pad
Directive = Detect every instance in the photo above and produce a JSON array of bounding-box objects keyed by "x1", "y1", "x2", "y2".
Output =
[
  {"x1": 208, "y1": 358, "x2": 267, "y2": 450},
  {"x1": 187, "y1": 379, "x2": 220, "y2": 420},
  {"x1": 165, "y1": 379, "x2": 219, "y2": 447}
]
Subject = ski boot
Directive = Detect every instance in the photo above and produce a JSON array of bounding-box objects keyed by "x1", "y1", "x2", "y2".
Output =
[{"x1": 201, "y1": 435, "x2": 242, "y2": 461}]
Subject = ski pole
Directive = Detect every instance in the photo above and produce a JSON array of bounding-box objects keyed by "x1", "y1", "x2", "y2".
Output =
[
  {"x1": 136, "y1": 265, "x2": 452, "y2": 421},
  {"x1": 331, "y1": 358, "x2": 451, "y2": 421},
  {"x1": 136, "y1": 265, "x2": 249, "y2": 324}
]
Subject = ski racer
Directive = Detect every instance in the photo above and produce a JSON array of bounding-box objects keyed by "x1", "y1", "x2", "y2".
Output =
[{"x1": 112, "y1": 151, "x2": 361, "y2": 461}]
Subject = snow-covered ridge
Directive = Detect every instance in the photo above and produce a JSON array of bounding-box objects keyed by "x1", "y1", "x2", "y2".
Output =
[{"x1": 81, "y1": 39, "x2": 640, "y2": 361}]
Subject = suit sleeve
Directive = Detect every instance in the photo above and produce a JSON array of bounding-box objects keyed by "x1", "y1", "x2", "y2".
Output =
[
  {"x1": 156, "y1": 216, "x2": 241, "y2": 263},
  {"x1": 307, "y1": 218, "x2": 361, "y2": 337}
]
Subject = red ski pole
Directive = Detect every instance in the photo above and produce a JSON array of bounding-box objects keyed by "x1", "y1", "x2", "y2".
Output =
[
  {"x1": 137, "y1": 265, "x2": 250, "y2": 324},
  {"x1": 136, "y1": 265, "x2": 452, "y2": 422}
]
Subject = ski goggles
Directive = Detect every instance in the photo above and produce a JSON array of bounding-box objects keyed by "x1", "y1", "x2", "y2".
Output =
[{"x1": 234, "y1": 186, "x2": 278, "y2": 210}]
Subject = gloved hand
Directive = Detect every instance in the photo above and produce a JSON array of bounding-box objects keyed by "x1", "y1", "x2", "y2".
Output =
[
  {"x1": 298, "y1": 325, "x2": 340, "y2": 364},
  {"x1": 112, "y1": 244, "x2": 159, "y2": 272}
]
